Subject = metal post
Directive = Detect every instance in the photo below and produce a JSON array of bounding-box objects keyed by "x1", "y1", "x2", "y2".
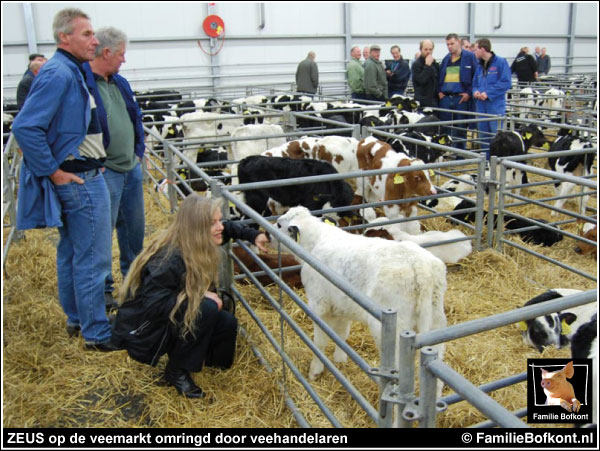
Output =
[
  {"x1": 494, "y1": 162, "x2": 508, "y2": 252},
  {"x1": 214, "y1": 181, "x2": 234, "y2": 296},
  {"x1": 419, "y1": 347, "x2": 439, "y2": 428},
  {"x1": 486, "y1": 157, "x2": 498, "y2": 248},
  {"x1": 378, "y1": 308, "x2": 397, "y2": 428},
  {"x1": 566, "y1": 3, "x2": 577, "y2": 75},
  {"x1": 397, "y1": 330, "x2": 416, "y2": 428},
  {"x1": 474, "y1": 158, "x2": 486, "y2": 250},
  {"x1": 22, "y1": 3, "x2": 38, "y2": 55},
  {"x1": 343, "y1": 3, "x2": 352, "y2": 96},
  {"x1": 165, "y1": 143, "x2": 177, "y2": 213},
  {"x1": 207, "y1": 3, "x2": 219, "y2": 96},
  {"x1": 467, "y1": 3, "x2": 475, "y2": 44}
]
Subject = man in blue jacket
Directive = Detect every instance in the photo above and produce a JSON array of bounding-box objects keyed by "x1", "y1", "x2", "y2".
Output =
[
  {"x1": 12, "y1": 8, "x2": 118, "y2": 351},
  {"x1": 472, "y1": 38, "x2": 512, "y2": 158},
  {"x1": 84, "y1": 27, "x2": 145, "y2": 309},
  {"x1": 438, "y1": 33, "x2": 478, "y2": 150}
]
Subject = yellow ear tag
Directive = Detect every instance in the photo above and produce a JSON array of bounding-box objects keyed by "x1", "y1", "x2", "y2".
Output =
[
  {"x1": 198, "y1": 147, "x2": 205, "y2": 153},
  {"x1": 517, "y1": 321, "x2": 528, "y2": 331},
  {"x1": 429, "y1": 169, "x2": 435, "y2": 177},
  {"x1": 324, "y1": 218, "x2": 336, "y2": 226},
  {"x1": 168, "y1": 129, "x2": 175, "y2": 135},
  {"x1": 180, "y1": 173, "x2": 187, "y2": 180},
  {"x1": 524, "y1": 132, "x2": 533, "y2": 140},
  {"x1": 385, "y1": 101, "x2": 391, "y2": 107},
  {"x1": 439, "y1": 137, "x2": 446, "y2": 145},
  {"x1": 243, "y1": 110, "x2": 250, "y2": 115},
  {"x1": 542, "y1": 142, "x2": 550, "y2": 150},
  {"x1": 394, "y1": 174, "x2": 404, "y2": 184},
  {"x1": 561, "y1": 320, "x2": 571, "y2": 336},
  {"x1": 229, "y1": 201, "x2": 236, "y2": 208}
]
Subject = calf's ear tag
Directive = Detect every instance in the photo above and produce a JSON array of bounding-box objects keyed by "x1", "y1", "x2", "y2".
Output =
[
  {"x1": 439, "y1": 137, "x2": 446, "y2": 145},
  {"x1": 323, "y1": 218, "x2": 336, "y2": 226},
  {"x1": 560, "y1": 320, "x2": 571, "y2": 335},
  {"x1": 524, "y1": 132, "x2": 533, "y2": 140},
  {"x1": 429, "y1": 169, "x2": 435, "y2": 177},
  {"x1": 394, "y1": 174, "x2": 404, "y2": 184},
  {"x1": 542, "y1": 142, "x2": 550, "y2": 150},
  {"x1": 385, "y1": 101, "x2": 391, "y2": 107},
  {"x1": 228, "y1": 201, "x2": 236, "y2": 209},
  {"x1": 517, "y1": 321, "x2": 528, "y2": 331}
]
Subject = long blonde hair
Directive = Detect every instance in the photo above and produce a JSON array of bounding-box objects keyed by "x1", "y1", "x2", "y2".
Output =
[{"x1": 119, "y1": 194, "x2": 223, "y2": 338}]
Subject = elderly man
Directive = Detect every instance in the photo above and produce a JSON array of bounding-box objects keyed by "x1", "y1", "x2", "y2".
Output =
[
  {"x1": 295, "y1": 51, "x2": 319, "y2": 95},
  {"x1": 363, "y1": 45, "x2": 388, "y2": 102},
  {"x1": 12, "y1": 8, "x2": 118, "y2": 351},
  {"x1": 16, "y1": 54, "x2": 47, "y2": 110},
  {"x1": 83, "y1": 27, "x2": 145, "y2": 308},
  {"x1": 472, "y1": 38, "x2": 512, "y2": 158},
  {"x1": 385, "y1": 45, "x2": 411, "y2": 97},
  {"x1": 347, "y1": 45, "x2": 365, "y2": 100},
  {"x1": 411, "y1": 40, "x2": 440, "y2": 107},
  {"x1": 362, "y1": 46, "x2": 370, "y2": 64},
  {"x1": 438, "y1": 33, "x2": 478, "y2": 149}
]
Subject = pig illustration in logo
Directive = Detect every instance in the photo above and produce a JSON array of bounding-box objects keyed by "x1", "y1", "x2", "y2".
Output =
[{"x1": 540, "y1": 361, "x2": 581, "y2": 412}]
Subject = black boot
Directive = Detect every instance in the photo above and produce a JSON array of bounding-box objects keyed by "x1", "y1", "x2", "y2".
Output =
[{"x1": 164, "y1": 362, "x2": 205, "y2": 398}]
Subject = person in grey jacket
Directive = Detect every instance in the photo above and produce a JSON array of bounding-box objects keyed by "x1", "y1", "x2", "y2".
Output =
[
  {"x1": 295, "y1": 51, "x2": 319, "y2": 95},
  {"x1": 363, "y1": 45, "x2": 388, "y2": 102},
  {"x1": 537, "y1": 48, "x2": 551, "y2": 76}
]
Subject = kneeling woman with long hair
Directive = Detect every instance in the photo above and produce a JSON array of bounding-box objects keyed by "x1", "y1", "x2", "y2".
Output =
[{"x1": 113, "y1": 194, "x2": 269, "y2": 398}]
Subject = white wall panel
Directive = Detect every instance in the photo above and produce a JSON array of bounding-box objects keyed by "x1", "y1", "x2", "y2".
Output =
[
  {"x1": 575, "y1": 3, "x2": 598, "y2": 36},
  {"x1": 351, "y1": 3, "x2": 468, "y2": 35},
  {"x1": 473, "y1": 3, "x2": 569, "y2": 36}
]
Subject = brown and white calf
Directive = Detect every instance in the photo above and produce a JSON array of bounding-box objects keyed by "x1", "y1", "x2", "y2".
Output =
[{"x1": 355, "y1": 136, "x2": 436, "y2": 219}]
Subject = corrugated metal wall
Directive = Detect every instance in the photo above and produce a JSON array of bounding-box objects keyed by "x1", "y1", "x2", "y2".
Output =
[{"x1": 2, "y1": 2, "x2": 597, "y2": 98}]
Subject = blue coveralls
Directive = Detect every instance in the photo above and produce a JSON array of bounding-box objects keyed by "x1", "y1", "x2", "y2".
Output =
[{"x1": 472, "y1": 53, "x2": 512, "y2": 158}]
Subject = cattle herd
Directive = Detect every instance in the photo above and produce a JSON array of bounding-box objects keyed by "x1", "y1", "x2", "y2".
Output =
[{"x1": 3, "y1": 77, "x2": 596, "y2": 426}]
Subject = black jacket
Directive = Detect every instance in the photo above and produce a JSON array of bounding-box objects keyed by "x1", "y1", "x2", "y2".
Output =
[
  {"x1": 411, "y1": 56, "x2": 440, "y2": 107},
  {"x1": 511, "y1": 52, "x2": 537, "y2": 82},
  {"x1": 385, "y1": 58, "x2": 411, "y2": 93},
  {"x1": 111, "y1": 220, "x2": 260, "y2": 365}
]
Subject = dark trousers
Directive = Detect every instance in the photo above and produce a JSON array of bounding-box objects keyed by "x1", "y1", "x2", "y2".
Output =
[{"x1": 168, "y1": 299, "x2": 238, "y2": 372}]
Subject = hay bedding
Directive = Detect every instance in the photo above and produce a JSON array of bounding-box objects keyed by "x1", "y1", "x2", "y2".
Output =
[{"x1": 3, "y1": 155, "x2": 597, "y2": 429}]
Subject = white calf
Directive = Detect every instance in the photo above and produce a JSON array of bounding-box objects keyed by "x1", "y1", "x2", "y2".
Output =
[
  {"x1": 276, "y1": 207, "x2": 447, "y2": 389},
  {"x1": 229, "y1": 124, "x2": 287, "y2": 161}
]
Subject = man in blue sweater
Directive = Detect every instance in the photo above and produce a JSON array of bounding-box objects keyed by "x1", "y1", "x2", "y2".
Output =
[
  {"x1": 84, "y1": 27, "x2": 146, "y2": 309},
  {"x1": 438, "y1": 33, "x2": 478, "y2": 150},
  {"x1": 472, "y1": 38, "x2": 512, "y2": 158}
]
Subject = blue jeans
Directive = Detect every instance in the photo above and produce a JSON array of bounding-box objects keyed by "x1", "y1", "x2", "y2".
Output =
[
  {"x1": 54, "y1": 169, "x2": 113, "y2": 343},
  {"x1": 439, "y1": 95, "x2": 470, "y2": 149},
  {"x1": 475, "y1": 99, "x2": 506, "y2": 159},
  {"x1": 102, "y1": 163, "x2": 145, "y2": 293}
]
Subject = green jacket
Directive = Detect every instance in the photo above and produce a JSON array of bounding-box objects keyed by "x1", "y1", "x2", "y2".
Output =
[
  {"x1": 363, "y1": 57, "x2": 388, "y2": 100},
  {"x1": 347, "y1": 57, "x2": 365, "y2": 94}
]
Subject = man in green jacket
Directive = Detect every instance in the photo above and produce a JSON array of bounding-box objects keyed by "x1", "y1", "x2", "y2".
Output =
[
  {"x1": 363, "y1": 45, "x2": 388, "y2": 102},
  {"x1": 347, "y1": 46, "x2": 365, "y2": 100}
]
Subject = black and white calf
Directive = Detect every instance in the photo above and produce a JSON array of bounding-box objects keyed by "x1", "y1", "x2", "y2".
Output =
[
  {"x1": 392, "y1": 131, "x2": 454, "y2": 164},
  {"x1": 518, "y1": 289, "x2": 597, "y2": 352},
  {"x1": 489, "y1": 124, "x2": 550, "y2": 195},
  {"x1": 548, "y1": 132, "x2": 595, "y2": 216},
  {"x1": 237, "y1": 156, "x2": 354, "y2": 219}
]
